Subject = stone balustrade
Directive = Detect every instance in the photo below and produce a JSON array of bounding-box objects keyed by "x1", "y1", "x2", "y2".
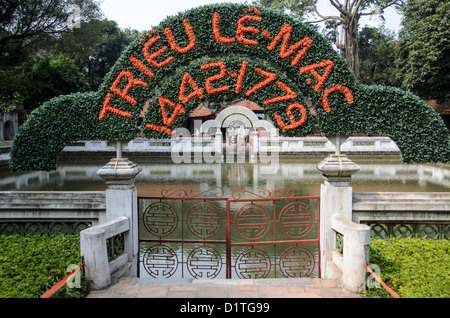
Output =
[
  {"x1": 61, "y1": 136, "x2": 400, "y2": 156},
  {"x1": 80, "y1": 216, "x2": 131, "y2": 290}
]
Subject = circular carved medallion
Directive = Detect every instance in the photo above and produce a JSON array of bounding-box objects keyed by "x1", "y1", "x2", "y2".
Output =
[
  {"x1": 235, "y1": 247, "x2": 271, "y2": 279},
  {"x1": 143, "y1": 202, "x2": 178, "y2": 237},
  {"x1": 187, "y1": 202, "x2": 222, "y2": 239},
  {"x1": 187, "y1": 246, "x2": 222, "y2": 278},
  {"x1": 143, "y1": 244, "x2": 178, "y2": 278},
  {"x1": 279, "y1": 246, "x2": 315, "y2": 278},
  {"x1": 234, "y1": 203, "x2": 270, "y2": 240},
  {"x1": 279, "y1": 202, "x2": 315, "y2": 238}
]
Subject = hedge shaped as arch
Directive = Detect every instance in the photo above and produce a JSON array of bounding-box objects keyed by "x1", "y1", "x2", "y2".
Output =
[{"x1": 10, "y1": 3, "x2": 450, "y2": 171}]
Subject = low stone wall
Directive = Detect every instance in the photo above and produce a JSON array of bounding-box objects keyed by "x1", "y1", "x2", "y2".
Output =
[
  {"x1": 62, "y1": 137, "x2": 222, "y2": 155},
  {"x1": 60, "y1": 136, "x2": 401, "y2": 156},
  {"x1": 0, "y1": 191, "x2": 106, "y2": 235},
  {"x1": 271, "y1": 136, "x2": 400, "y2": 155},
  {"x1": 352, "y1": 192, "x2": 450, "y2": 239}
]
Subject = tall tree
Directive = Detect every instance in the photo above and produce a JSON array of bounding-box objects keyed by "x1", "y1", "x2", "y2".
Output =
[
  {"x1": 53, "y1": 19, "x2": 138, "y2": 90},
  {"x1": 358, "y1": 26, "x2": 398, "y2": 86},
  {"x1": 0, "y1": 0, "x2": 102, "y2": 65},
  {"x1": 395, "y1": 0, "x2": 450, "y2": 101},
  {"x1": 16, "y1": 54, "x2": 88, "y2": 112},
  {"x1": 253, "y1": 0, "x2": 405, "y2": 77},
  {"x1": 0, "y1": 0, "x2": 102, "y2": 113}
]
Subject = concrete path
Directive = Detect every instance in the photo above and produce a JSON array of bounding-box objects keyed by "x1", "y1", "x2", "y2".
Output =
[{"x1": 86, "y1": 277, "x2": 361, "y2": 298}]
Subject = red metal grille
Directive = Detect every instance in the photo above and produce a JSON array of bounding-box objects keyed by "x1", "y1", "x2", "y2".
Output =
[{"x1": 138, "y1": 187, "x2": 320, "y2": 280}]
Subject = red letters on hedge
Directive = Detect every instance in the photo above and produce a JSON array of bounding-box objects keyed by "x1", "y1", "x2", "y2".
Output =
[{"x1": 99, "y1": 7, "x2": 354, "y2": 135}]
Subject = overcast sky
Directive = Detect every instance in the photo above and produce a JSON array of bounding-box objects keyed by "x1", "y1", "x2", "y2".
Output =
[{"x1": 99, "y1": 0, "x2": 402, "y2": 33}]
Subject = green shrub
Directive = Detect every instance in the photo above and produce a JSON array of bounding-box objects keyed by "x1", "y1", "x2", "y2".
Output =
[
  {"x1": 366, "y1": 238, "x2": 450, "y2": 298},
  {"x1": 0, "y1": 235, "x2": 87, "y2": 298}
]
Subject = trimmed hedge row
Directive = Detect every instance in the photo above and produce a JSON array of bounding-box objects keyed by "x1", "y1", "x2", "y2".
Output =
[
  {"x1": 9, "y1": 92, "x2": 104, "y2": 171},
  {"x1": 0, "y1": 235, "x2": 87, "y2": 298},
  {"x1": 367, "y1": 238, "x2": 450, "y2": 298},
  {"x1": 10, "y1": 3, "x2": 449, "y2": 171}
]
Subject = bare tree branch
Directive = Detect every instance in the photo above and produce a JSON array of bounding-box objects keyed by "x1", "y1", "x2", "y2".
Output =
[
  {"x1": 330, "y1": 0, "x2": 343, "y2": 12},
  {"x1": 352, "y1": 0, "x2": 364, "y2": 16},
  {"x1": 359, "y1": 0, "x2": 404, "y2": 17},
  {"x1": 343, "y1": 0, "x2": 349, "y2": 11},
  {"x1": 312, "y1": 5, "x2": 342, "y2": 22},
  {"x1": 349, "y1": 0, "x2": 357, "y2": 11}
]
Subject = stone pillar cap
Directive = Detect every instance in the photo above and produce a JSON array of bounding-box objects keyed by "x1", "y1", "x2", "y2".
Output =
[
  {"x1": 317, "y1": 154, "x2": 360, "y2": 184},
  {"x1": 97, "y1": 158, "x2": 142, "y2": 185}
]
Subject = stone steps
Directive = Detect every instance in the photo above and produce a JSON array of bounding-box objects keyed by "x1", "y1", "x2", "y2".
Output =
[
  {"x1": 0, "y1": 191, "x2": 105, "y2": 198},
  {"x1": 0, "y1": 191, "x2": 106, "y2": 210},
  {"x1": 353, "y1": 192, "x2": 450, "y2": 211}
]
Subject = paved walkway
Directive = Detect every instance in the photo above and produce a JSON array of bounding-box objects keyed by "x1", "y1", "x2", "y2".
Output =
[{"x1": 86, "y1": 277, "x2": 361, "y2": 298}]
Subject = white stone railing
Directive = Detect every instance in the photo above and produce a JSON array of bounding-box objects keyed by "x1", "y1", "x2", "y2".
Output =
[
  {"x1": 0, "y1": 191, "x2": 106, "y2": 235},
  {"x1": 331, "y1": 214, "x2": 371, "y2": 293},
  {"x1": 352, "y1": 192, "x2": 450, "y2": 239},
  {"x1": 62, "y1": 136, "x2": 400, "y2": 155},
  {"x1": 80, "y1": 216, "x2": 130, "y2": 290},
  {"x1": 255, "y1": 136, "x2": 400, "y2": 154},
  {"x1": 63, "y1": 136, "x2": 223, "y2": 154},
  {"x1": 352, "y1": 192, "x2": 450, "y2": 220}
]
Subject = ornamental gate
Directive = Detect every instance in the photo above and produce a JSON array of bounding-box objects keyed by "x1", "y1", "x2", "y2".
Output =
[{"x1": 138, "y1": 187, "x2": 320, "y2": 280}]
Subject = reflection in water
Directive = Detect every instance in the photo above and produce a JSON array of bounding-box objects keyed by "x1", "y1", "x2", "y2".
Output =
[{"x1": 0, "y1": 156, "x2": 449, "y2": 196}]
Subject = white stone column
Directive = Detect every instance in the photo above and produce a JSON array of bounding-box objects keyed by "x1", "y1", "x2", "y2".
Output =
[
  {"x1": 316, "y1": 136, "x2": 360, "y2": 280},
  {"x1": 97, "y1": 151, "x2": 142, "y2": 277},
  {"x1": 317, "y1": 136, "x2": 372, "y2": 292},
  {"x1": 317, "y1": 154, "x2": 359, "y2": 279}
]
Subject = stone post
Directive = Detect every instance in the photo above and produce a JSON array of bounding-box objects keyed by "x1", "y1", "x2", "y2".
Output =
[
  {"x1": 97, "y1": 141, "x2": 142, "y2": 276},
  {"x1": 80, "y1": 227, "x2": 110, "y2": 289},
  {"x1": 316, "y1": 136, "x2": 360, "y2": 279}
]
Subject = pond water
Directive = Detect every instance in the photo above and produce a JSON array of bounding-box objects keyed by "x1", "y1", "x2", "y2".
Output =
[{"x1": 1, "y1": 155, "x2": 449, "y2": 196}]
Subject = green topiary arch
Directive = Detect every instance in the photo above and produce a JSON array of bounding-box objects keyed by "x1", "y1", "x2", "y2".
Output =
[{"x1": 10, "y1": 3, "x2": 449, "y2": 171}]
